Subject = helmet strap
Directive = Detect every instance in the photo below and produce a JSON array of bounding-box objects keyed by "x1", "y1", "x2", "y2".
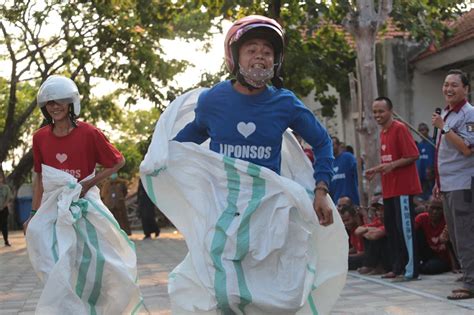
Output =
[{"x1": 68, "y1": 104, "x2": 77, "y2": 127}]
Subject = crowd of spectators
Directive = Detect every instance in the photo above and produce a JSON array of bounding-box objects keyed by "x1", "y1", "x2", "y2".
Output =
[{"x1": 321, "y1": 69, "x2": 472, "y2": 299}]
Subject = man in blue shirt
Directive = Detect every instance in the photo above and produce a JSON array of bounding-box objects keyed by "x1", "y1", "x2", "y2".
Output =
[
  {"x1": 174, "y1": 15, "x2": 334, "y2": 226},
  {"x1": 415, "y1": 123, "x2": 435, "y2": 200},
  {"x1": 330, "y1": 136, "x2": 360, "y2": 205}
]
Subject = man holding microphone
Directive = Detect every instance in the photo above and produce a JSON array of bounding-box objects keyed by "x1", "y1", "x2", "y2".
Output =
[{"x1": 432, "y1": 69, "x2": 474, "y2": 300}]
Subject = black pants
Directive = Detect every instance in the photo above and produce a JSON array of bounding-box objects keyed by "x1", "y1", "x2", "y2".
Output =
[
  {"x1": 348, "y1": 237, "x2": 390, "y2": 271},
  {"x1": 137, "y1": 181, "x2": 160, "y2": 237},
  {"x1": 349, "y1": 254, "x2": 364, "y2": 270},
  {"x1": 363, "y1": 237, "x2": 391, "y2": 270},
  {"x1": 417, "y1": 230, "x2": 451, "y2": 275},
  {"x1": 383, "y1": 195, "x2": 419, "y2": 278},
  {"x1": 0, "y1": 207, "x2": 9, "y2": 244}
]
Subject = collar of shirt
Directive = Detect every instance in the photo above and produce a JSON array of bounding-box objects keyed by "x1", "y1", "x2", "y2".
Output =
[{"x1": 444, "y1": 99, "x2": 467, "y2": 113}]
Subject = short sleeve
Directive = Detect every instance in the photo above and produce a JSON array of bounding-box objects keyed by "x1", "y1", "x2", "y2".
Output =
[
  {"x1": 461, "y1": 108, "x2": 474, "y2": 146},
  {"x1": 32, "y1": 133, "x2": 43, "y2": 173},
  {"x1": 397, "y1": 124, "x2": 420, "y2": 158},
  {"x1": 92, "y1": 128, "x2": 123, "y2": 168}
]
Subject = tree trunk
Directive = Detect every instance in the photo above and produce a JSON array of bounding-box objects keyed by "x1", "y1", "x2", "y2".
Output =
[
  {"x1": 355, "y1": 34, "x2": 381, "y2": 202},
  {"x1": 7, "y1": 149, "x2": 33, "y2": 191},
  {"x1": 343, "y1": 0, "x2": 392, "y2": 204}
]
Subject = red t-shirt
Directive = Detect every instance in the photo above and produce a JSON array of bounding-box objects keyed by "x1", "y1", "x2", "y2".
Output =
[
  {"x1": 304, "y1": 148, "x2": 314, "y2": 163},
  {"x1": 33, "y1": 121, "x2": 122, "y2": 181},
  {"x1": 415, "y1": 212, "x2": 450, "y2": 263},
  {"x1": 349, "y1": 228, "x2": 364, "y2": 253},
  {"x1": 365, "y1": 217, "x2": 386, "y2": 233},
  {"x1": 380, "y1": 120, "x2": 422, "y2": 198}
]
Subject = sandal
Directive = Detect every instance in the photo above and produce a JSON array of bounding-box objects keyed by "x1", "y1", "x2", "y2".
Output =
[
  {"x1": 381, "y1": 271, "x2": 397, "y2": 279},
  {"x1": 447, "y1": 288, "x2": 474, "y2": 300}
]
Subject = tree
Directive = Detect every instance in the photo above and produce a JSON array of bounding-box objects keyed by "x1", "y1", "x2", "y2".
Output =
[
  {"x1": 340, "y1": 0, "x2": 393, "y2": 200},
  {"x1": 114, "y1": 107, "x2": 161, "y2": 180},
  {"x1": 0, "y1": 1, "x2": 220, "y2": 189}
]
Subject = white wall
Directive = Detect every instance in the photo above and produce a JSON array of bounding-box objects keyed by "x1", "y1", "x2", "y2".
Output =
[
  {"x1": 411, "y1": 70, "x2": 446, "y2": 133},
  {"x1": 301, "y1": 86, "x2": 346, "y2": 143}
]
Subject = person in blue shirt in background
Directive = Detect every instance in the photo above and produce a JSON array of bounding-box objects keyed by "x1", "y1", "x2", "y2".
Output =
[
  {"x1": 330, "y1": 136, "x2": 360, "y2": 205},
  {"x1": 174, "y1": 15, "x2": 334, "y2": 226},
  {"x1": 415, "y1": 123, "x2": 435, "y2": 201}
]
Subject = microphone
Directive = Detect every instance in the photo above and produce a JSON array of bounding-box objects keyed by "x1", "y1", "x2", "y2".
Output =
[{"x1": 432, "y1": 107, "x2": 442, "y2": 141}]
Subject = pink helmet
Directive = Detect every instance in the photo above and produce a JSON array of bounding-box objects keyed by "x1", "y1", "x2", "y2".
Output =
[{"x1": 224, "y1": 15, "x2": 284, "y2": 76}]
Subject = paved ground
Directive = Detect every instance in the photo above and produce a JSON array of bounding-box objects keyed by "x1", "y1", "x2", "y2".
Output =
[{"x1": 1, "y1": 230, "x2": 474, "y2": 314}]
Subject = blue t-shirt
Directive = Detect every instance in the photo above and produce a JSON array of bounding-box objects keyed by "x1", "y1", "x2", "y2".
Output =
[
  {"x1": 329, "y1": 152, "x2": 359, "y2": 205},
  {"x1": 174, "y1": 80, "x2": 334, "y2": 186},
  {"x1": 416, "y1": 139, "x2": 435, "y2": 182}
]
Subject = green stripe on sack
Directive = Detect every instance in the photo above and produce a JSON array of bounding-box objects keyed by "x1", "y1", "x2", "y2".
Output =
[
  {"x1": 85, "y1": 197, "x2": 135, "y2": 251},
  {"x1": 131, "y1": 297, "x2": 144, "y2": 315},
  {"x1": 85, "y1": 217, "x2": 105, "y2": 315},
  {"x1": 234, "y1": 163, "x2": 265, "y2": 313},
  {"x1": 74, "y1": 221, "x2": 92, "y2": 299},
  {"x1": 307, "y1": 294, "x2": 319, "y2": 315},
  {"x1": 51, "y1": 220, "x2": 58, "y2": 263},
  {"x1": 306, "y1": 264, "x2": 318, "y2": 314},
  {"x1": 145, "y1": 175, "x2": 158, "y2": 205},
  {"x1": 211, "y1": 156, "x2": 240, "y2": 315}
]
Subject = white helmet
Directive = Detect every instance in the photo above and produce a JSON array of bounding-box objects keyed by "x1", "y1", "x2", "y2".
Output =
[{"x1": 37, "y1": 75, "x2": 81, "y2": 116}]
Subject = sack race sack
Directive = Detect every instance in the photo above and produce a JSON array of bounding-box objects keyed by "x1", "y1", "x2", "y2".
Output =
[
  {"x1": 26, "y1": 165, "x2": 142, "y2": 315},
  {"x1": 140, "y1": 88, "x2": 348, "y2": 315}
]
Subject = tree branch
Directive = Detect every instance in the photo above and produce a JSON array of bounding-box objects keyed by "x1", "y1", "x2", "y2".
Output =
[{"x1": 7, "y1": 149, "x2": 33, "y2": 191}]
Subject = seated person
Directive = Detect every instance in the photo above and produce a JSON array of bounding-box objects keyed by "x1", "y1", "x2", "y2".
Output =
[
  {"x1": 355, "y1": 197, "x2": 390, "y2": 275},
  {"x1": 415, "y1": 198, "x2": 454, "y2": 275},
  {"x1": 337, "y1": 196, "x2": 352, "y2": 212},
  {"x1": 338, "y1": 195, "x2": 370, "y2": 224},
  {"x1": 340, "y1": 204, "x2": 364, "y2": 270}
]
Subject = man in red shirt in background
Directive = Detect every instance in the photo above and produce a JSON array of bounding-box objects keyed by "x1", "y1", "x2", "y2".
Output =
[
  {"x1": 356, "y1": 196, "x2": 390, "y2": 275},
  {"x1": 340, "y1": 204, "x2": 365, "y2": 270},
  {"x1": 415, "y1": 198, "x2": 453, "y2": 275},
  {"x1": 366, "y1": 96, "x2": 422, "y2": 281}
]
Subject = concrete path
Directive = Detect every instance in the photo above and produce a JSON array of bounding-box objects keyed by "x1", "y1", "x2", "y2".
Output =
[{"x1": 1, "y1": 230, "x2": 474, "y2": 314}]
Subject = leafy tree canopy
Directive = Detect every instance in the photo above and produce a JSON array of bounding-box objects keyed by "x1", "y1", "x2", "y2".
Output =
[{"x1": 0, "y1": 0, "x2": 223, "y2": 187}]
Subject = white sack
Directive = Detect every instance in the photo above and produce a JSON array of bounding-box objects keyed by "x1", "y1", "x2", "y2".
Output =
[
  {"x1": 26, "y1": 165, "x2": 142, "y2": 315},
  {"x1": 140, "y1": 88, "x2": 348, "y2": 315}
]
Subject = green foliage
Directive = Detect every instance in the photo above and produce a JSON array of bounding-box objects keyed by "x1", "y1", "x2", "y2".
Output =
[
  {"x1": 115, "y1": 139, "x2": 143, "y2": 180},
  {"x1": 0, "y1": 0, "x2": 224, "y2": 186},
  {"x1": 391, "y1": 0, "x2": 465, "y2": 46},
  {"x1": 0, "y1": 78, "x2": 41, "y2": 166},
  {"x1": 120, "y1": 107, "x2": 161, "y2": 142},
  {"x1": 111, "y1": 107, "x2": 161, "y2": 179}
]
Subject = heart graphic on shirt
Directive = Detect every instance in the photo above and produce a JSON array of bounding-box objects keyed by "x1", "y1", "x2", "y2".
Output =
[
  {"x1": 381, "y1": 144, "x2": 386, "y2": 151},
  {"x1": 237, "y1": 122, "x2": 256, "y2": 138},
  {"x1": 422, "y1": 148, "x2": 426, "y2": 153},
  {"x1": 334, "y1": 166, "x2": 339, "y2": 173},
  {"x1": 56, "y1": 153, "x2": 68, "y2": 164},
  {"x1": 431, "y1": 237, "x2": 439, "y2": 244}
]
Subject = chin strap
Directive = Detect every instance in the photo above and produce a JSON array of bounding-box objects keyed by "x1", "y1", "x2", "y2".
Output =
[{"x1": 236, "y1": 73, "x2": 257, "y2": 91}]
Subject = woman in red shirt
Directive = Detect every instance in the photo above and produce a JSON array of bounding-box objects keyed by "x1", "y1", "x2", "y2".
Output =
[{"x1": 26, "y1": 75, "x2": 124, "y2": 227}]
